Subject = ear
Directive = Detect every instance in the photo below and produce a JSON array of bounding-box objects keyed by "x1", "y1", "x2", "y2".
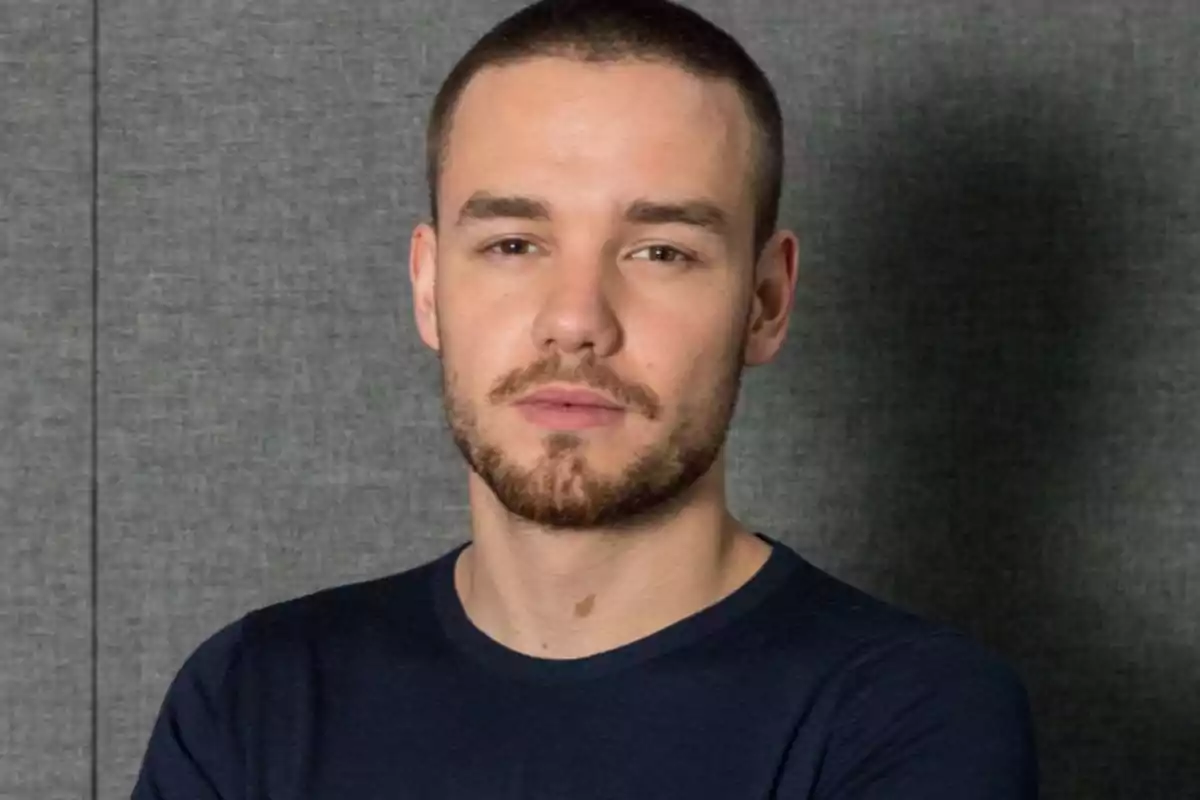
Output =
[
  {"x1": 409, "y1": 222, "x2": 441, "y2": 352},
  {"x1": 744, "y1": 229, "x2": 800, "y2": 367}
]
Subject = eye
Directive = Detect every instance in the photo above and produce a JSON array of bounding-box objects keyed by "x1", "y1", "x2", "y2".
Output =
[
  {"x1": 630, "y1": 244, "x2": 695, "y2": 264},
  {"x1": 482, "y1": 237, "x2": 541, "y2": 257}
]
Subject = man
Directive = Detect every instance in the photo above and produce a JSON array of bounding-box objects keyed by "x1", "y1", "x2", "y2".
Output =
[{"x1": 133, "y1": 0, "x2": 1038, "y2": 797}]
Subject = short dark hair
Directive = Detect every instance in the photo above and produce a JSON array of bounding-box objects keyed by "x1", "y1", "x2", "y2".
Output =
[{"x1": 425, "y1": 0, "x2": 785, "y2": 258}]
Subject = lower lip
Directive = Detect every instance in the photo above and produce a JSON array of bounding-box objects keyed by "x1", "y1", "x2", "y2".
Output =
[{"x1": 516, "y1": 401, "x2": 625, "y2": 430}]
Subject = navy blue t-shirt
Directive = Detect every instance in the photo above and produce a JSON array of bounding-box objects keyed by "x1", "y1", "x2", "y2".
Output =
[{"x1": 132, "y1": 533, "x2": 1038, "y2": 798}]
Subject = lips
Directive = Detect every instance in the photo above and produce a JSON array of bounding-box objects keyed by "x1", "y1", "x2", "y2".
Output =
[{"x1": 516, "y1": 388, "x2": 623, "y2": 410}]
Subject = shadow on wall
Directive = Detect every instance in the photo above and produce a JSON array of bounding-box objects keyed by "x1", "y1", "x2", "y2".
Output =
[{"x1": 812, "y1": 63, "x2": 1197, "y2": 798}]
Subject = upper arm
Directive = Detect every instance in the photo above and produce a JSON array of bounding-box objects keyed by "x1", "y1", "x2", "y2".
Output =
[
  {"x1": 813, "y1": 632, "x2": 1039, "y2": 800},
  {"x1": 131, "y1": 617, "x2": 250, "y2": 800}
]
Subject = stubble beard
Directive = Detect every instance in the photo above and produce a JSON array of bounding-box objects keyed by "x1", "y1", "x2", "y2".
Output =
[{"x1": 438, "y1": 330, "x2": 749, "y2": 531}]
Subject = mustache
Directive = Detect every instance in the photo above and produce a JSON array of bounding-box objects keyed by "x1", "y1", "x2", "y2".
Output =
[{"x1": 488, "y1": 353, "x2": 661, "y2": 420}]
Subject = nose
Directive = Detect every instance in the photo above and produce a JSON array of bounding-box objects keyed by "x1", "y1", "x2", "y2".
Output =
[{"x1": 530, "y1": 254, "x2": 622, "y2": 358}]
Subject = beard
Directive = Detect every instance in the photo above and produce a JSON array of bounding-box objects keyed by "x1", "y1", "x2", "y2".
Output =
[{"x1": 437, "y1": 324, "x2": 749, "y2": 531}]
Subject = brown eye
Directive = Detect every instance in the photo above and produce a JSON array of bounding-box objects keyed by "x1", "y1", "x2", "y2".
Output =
[
  {"x1": 632, "y1": 244, "x2": 693, "y2": 263},
  {"x1": 485, "y1": 238, "x2": 539, "y2": 256}
]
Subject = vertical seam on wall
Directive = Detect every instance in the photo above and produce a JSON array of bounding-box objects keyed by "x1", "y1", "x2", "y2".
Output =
[{"x1": 89, "y1": 0, "x2": 100, "y2": 795}]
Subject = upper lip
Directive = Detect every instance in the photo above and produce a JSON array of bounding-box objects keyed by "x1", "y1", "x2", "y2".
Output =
[{"x1": 516, "y1": 387, "x2": 624, "y2": 409}]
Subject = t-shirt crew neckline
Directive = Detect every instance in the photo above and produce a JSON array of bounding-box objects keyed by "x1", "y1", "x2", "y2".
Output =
[{"x1": 431, "y1": 531, "x2": 800, "y2": 684}]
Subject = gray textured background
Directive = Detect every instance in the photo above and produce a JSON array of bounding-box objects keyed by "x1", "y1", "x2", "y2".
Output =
[
  {"x1": 2, "y1": 0, "x2": 1198, "y2": 797},
  {"x1": 1, "y1": 0, "x2": 94, "y2": 797}
]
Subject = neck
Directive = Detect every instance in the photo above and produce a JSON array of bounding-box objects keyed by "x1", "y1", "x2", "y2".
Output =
[{"x1": 454, "y1": 470, "x2": 772, "y2": 660}]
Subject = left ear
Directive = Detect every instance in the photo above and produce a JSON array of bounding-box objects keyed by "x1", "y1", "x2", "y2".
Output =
[{"x1": 743, "y1": 229, "x2": 800, "y2": 366}]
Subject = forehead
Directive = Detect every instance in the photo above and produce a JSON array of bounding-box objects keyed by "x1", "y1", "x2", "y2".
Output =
[{"x1": 441, "y1": 56, "x2": 757, "y2": 223}]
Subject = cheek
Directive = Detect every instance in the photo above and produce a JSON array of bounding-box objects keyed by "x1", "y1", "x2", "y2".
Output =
[
  {"x1": 639, "y1": 302, "x2": 742, "y2": 366},
  {"x1": 637, "y1": 342, "x2": 720, "y2": 417},
  {"x1": 442, "y1": 336, "x2": 490, "y2": 391},
  {"x1": 440, "y1": 319, "x2": 521, "y2": 404}
]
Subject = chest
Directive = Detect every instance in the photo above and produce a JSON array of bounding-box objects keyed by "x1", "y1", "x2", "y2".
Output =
[{"x1": 251, "y1": 668, "x2": 824, "y2": 800}]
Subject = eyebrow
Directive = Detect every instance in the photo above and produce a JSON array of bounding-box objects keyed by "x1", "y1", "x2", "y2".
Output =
[
  {"x1": 455, "y1": 192, "x2": 731, "y2": 235},
  {"x1": 456, "y1": 193, "x2": 551, "y2": 225}
]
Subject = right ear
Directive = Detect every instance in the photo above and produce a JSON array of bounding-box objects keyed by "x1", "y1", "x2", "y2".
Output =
[{"x1": 409, "y1": 222, "x2": 440, "y2": 352}]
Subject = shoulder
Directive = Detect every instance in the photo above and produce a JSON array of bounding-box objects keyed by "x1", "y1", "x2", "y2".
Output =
[
  {"x1": 771, "y1": 550, "x2": 1032, "y2": 716},
  {"x1": 133, "y1": 547, "x2": 457, "y2": 796},
  {"x1": 244, "y1": 551, "x2": 453, "y2": 671},
  {"x1": 764, "y1": 552, "x2": 1037, "y2": 796},
  {"x1": 830, "y1": 628, "x2": 1032, "y2": 732},
  {"x1": 171, "y1": 549, "x2": 451, "y2": 693},
  {"x1": 809, "y1": 629, "x2": 1039, "y2": 797},
  {"x1": 760, "y1": 550, "x2": 964, "y2": 662}
]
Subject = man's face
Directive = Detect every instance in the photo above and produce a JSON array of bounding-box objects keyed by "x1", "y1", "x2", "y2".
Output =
[{"x1": 415, "y1": 56, "x2": 763, "y2": 530}]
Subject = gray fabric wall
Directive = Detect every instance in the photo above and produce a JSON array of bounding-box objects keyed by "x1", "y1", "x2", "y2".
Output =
[
  {"x1": 0, "y1": 1, "x2": 95, "y2": 797},
  {"x1": 2, "y1": 0, "x2": 1198, "y2": 797}
]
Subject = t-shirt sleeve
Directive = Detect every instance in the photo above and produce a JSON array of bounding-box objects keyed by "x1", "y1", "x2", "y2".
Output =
[
  {"x1": 130, "y1": 616, "x2": 250, "y2": 800},
  {"x1": 812, "y1": 631, "x2": 1039, "y2": 800}
]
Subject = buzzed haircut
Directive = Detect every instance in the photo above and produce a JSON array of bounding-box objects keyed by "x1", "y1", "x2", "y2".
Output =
[{"x1": 425, "y1": 0, "x2": 785, "y2": 258}]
